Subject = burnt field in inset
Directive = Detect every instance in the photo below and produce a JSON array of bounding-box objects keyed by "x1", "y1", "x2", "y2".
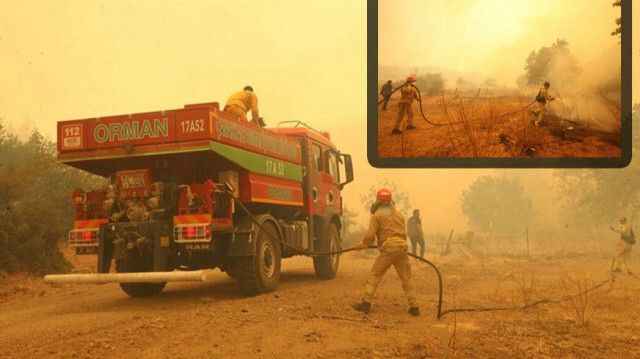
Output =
[{"x1": 377, "y1": 92, "x2": 621, "y2": 158}]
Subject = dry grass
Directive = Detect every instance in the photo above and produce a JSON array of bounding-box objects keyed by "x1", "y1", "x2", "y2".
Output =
[
  {"x1": 377, "y1": 92, "x2": 622, "y2": 158},
  {"x1": 561, "y1": 275, "x2": 594, "y2": 327}
]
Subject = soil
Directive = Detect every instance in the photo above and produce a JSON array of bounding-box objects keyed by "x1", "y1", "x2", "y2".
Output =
[
  {"x1": 1, "y1": 243, "x2": 639, "y2": 358},
  {"x1": 377, "y1": 95, "x2": 622, "y2": 158}
]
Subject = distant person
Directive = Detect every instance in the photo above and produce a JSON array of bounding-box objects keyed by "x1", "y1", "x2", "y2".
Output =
[
  {"x1": 609, "y1": 216, "x2": 634, "y2": 274},
  {"x1": 533, "y1": 81, "x2": 554, "y2": 127},
  {"x1": 407, "y1": 209, "x2": 425, "y2": 258},
  {"x1": 224, "y1": 86, "x2": 265, "y2": 126},
  {"x1": 391, "y1": 76, "x2": 420, "y2": 135},
  {"x1": 352, "y1": 188, "x2": 420, "y2": 316},
  {"x1": 380, "y1": 80, "x2": 393, "y2": 111}
]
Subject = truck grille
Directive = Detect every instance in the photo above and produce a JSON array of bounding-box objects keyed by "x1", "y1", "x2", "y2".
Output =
[
  {"x1": 69, "y1": 229, "x2": 99, "y2": 247},
  {"x1": 173, "y1": 224, "x2": 212, "y2": 243}
]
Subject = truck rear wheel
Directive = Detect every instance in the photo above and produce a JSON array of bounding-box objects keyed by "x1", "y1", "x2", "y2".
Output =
[
  {"x1": 115, "y1": 257, "x2": 166, "y2": 297},
  {"x1": 236, "y1": 220, "x2": 281, "y2": 296},
  {"x1": 313, "y1": 222, "x2": 340, "y2": 279}
]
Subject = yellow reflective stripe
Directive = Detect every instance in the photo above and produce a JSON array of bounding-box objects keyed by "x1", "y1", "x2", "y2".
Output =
[{"x1": 384, "y1": 236, "x2": 407, "y2": 245}]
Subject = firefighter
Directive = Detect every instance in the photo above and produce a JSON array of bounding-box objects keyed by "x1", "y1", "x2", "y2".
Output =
[
  {"x1": 533, "y1": 81, "x2": 554, "y2": 127},
  {"x1": 391, "y1": 76, "x2": 421, "y2": 134},
  {"x1": 380, "y1": 80, "x2": 393, "y2": 111},
  {"x1": 352, "y1": 188, "x2": 420, "y2": 316},
  {"x1": 609, "y1": 216, "x2": 634, "y2": 274},
  {"x1": 407, "y1": 209, "x2": 425, "y2": 258},
  {"x1": 224, "y1": 86, "x2": 265, "y2": 126}
]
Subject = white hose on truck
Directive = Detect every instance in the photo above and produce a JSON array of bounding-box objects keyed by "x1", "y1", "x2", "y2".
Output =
[{"x1": 43, "y1": 270, "x2": 207, "y2": 284}]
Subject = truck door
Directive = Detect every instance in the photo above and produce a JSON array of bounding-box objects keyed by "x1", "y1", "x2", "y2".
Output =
[
  {"x1": 322, "y1": 150, "x2": 342, "y2": 214},
  {"x1": 299, "y1": 138, "x2": 324, "y2": 216}
]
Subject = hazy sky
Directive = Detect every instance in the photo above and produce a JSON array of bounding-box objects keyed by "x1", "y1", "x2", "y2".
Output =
[
  {"x1": 0, "y1": 1, "x2": 638, "y2": 232},
  {"x1": 379, "y1": 0, "x2": 623, "y2": 87},
  {"x1": 0, "y1": 1, "x2": 366, "y2": 142}
]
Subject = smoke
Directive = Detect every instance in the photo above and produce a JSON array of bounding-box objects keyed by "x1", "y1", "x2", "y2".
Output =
[{"x1": 544, "y1": 43, "x2": 621, "y2": 132}]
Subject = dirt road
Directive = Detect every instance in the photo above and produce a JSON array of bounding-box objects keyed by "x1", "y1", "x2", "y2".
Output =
[{"x1": 1, "y1": 247, "x2": 639, "y2": 358}]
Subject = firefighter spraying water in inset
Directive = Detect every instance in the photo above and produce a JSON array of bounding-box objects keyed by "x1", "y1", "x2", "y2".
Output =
[
  {"x1": 391, "y1": 76, "x2": 421, "y2": 134},
  {"x1": 533, "y1": 81, "x2": 555, "y2": 127}
]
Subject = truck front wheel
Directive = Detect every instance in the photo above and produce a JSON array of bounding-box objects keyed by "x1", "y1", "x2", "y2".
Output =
[
  {"x1": 115, "y1": 257, "x2": 166, "y2": 297},
  {"x1": 236, "y1": 220, "x2": 281, "y2": 296},
  {"x1": 313, "y1": 222, "x2": 340, "y2": 279}
]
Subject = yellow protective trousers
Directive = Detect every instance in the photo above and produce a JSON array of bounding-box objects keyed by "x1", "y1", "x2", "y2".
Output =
[
  {"x1": 224, "y1": 104, "x2": 248, "y2": 122},
  {"x1": 395, "y1": 103, "x2": 414, "y2": 129},
  {"x1": 536, "y1": 102, "x2": 546, "y2": 124},
  {"x1": 364, "y1": 246, "x2": 418, "y2": 307},
  {"x1": 613, "y1": 240, "x2": 632, "y2": 273}
]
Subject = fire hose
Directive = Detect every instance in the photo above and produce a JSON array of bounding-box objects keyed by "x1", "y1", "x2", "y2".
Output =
[
  {"x1": 379, "y1": 83, "x2": 537, "y2": 128},
  {"x1": 234, "y1": 197, "x2": 613, "y2": 320}
]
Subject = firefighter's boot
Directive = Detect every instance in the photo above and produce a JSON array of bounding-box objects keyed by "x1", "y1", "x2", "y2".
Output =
[
  {"x1": 352, "y1": 300, "x2": 372, "y2": 314},
  {"x1": 408, "y1": 306, "x2": 420, "y2": 317}
]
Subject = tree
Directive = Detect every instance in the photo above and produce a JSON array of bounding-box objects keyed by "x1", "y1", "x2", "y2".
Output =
[
  {"x1": 360, "y1": 180, "x2": 412, "y2": 220},
  {"x1": 611, "y1": 1, "x2": 621, "y2": 37},
  {"x1": 523, "y1": 39, "x2": 580, "y2": 86},
  {"x1": 411, "y1": 73, "x2": 446, "y2": 97},
  {"x1": 456, "y1": 77, "x2": 468, "y2": 89},
  {"x1": 482, "y1": 77, "x2": 497, "y2": 88},
  {"x1": 461, "y1": 175, "x2": 534, "y2": 234},
  {"x1": 0, "y1": 124, "x2": 104, "y2": 274},
  {"x1": 341, "y1": 205, "x2": 360, "y2": 236}
]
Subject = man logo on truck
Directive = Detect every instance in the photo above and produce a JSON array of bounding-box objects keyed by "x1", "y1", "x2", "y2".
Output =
[{"x1": 94, "y1": 118, "x2": 169, "y2": 143}]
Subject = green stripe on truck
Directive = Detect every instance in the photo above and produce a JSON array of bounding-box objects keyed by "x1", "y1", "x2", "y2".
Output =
[
  {"x1": 208, "y1": 141, "x2": 302, "y2": 182},
  {"x1": 59, "y1": 141, "x2": 302, "y2": 182}
]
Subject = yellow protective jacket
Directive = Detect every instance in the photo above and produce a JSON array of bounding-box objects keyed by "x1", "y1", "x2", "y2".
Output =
[
  {"x1": 536, "y1": 87, "x2": 552, "y2": 103},
  {"x1": 398, "y1": 83, "x2": 419, "y2": 104},
  {"x1": 612, "y1": 223, "x2": 631, "y2": 240},
  {"x1": 225, "y1": 90, "x2": 259, "y2": 121},
  {"x1": 359, "y1": 204, "x2": 408, "y2": 250}
]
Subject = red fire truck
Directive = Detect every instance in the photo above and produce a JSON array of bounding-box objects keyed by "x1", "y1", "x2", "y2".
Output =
[{"x1": 47, "y1": 101, "x2": 353, "y2": 296}]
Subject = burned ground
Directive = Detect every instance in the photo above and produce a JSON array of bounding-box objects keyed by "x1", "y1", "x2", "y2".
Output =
[{"x1": 377, "y1": 94, "x2": 621, "y2": 158}]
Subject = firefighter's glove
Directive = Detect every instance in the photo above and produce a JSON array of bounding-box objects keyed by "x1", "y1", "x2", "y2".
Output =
[
  {"x1": 355, "y1": 243, "x2": 365, "y2": 251},
  {"x1": 257, "y1": 117, "x2": 266, "y2": 127}
]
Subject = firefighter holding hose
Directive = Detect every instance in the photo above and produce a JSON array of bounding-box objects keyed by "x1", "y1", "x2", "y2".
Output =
[
  {"x1": 609, "y1": 216, "x2": 634, "y2": 274},
  {"x1": 533, "y1": 81, "x2": 554, "y2": 127},
  {"x1": 391, "y1": 76, "x2": 420, "y2": 134},
  {"x1": 352, "y1": 188, "x2": 420, "y2": 316}
]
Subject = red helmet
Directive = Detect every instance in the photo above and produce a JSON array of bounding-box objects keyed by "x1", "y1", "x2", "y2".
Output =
[
  {"x1": 376, "y1": 188, "x2": 392, "y2": 201},
  {"x1": 407, "y1": 76, "x2": 417, "y2": 82}
]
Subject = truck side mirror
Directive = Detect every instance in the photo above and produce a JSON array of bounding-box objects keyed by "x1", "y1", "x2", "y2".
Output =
[{"x1": 339, "y1": 154, "x2": 354, "y2": 187}]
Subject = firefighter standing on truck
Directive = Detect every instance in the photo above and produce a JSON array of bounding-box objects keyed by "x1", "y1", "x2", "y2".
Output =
[
  {"x1": 609, "y1": 216, "x2": 634, "y2": 274},
  {"x1": 533, "y1": 81, "x2": 554, "y2": 127},
  {"x1": 224, "y1": 86, "x2": 265, "y2": 126},
  {"x1": 352, "y1": 188, "x2": 420, "y2": 316},
  {"x1": 391, "y1": 76, "x2": 420, "y2": 135}
]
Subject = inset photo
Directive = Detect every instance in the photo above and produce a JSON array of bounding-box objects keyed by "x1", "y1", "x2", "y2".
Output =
[{"x1": 369, "y1": 0, "x2": 631, "y2": 167}]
